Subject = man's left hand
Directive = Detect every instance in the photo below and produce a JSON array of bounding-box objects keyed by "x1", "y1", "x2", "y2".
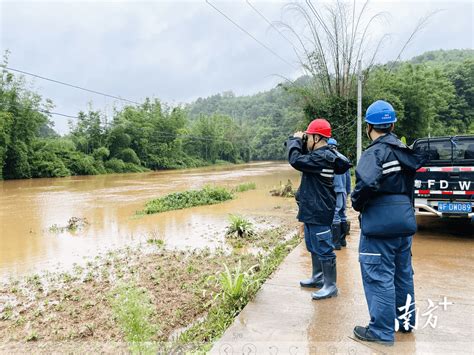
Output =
[{"x1": 293, "y1": 131, "x2": 305, "y2": 139}]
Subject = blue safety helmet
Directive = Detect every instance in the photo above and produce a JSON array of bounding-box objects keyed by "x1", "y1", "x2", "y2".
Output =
[
  {"x1": 365, "y1": 100, "x2": 397, "y2": 126},
  {"x1": 327, "y1": 138, "x2": 338, "y2": 146}
]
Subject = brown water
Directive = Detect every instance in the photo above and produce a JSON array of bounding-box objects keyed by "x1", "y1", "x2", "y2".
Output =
[{"x1": 0, "y1": 162, "x2": 300, "y2": 279}]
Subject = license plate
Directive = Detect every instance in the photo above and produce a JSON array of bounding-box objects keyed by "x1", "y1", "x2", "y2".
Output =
[{"x1": 438, "y1": 202, "x2": 472, "y2": 213}]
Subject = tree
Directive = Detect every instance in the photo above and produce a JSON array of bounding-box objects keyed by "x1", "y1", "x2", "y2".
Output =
[{"x1": 366, "y1": 63, "x2": 456, "y2": 143}]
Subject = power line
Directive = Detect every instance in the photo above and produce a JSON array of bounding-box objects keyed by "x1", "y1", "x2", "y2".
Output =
[
  {"x1": 38, "y1": 109, "x2": 80, "y2": 119},
  {"x1": 205, "y1": 0, "x2": 297, "y2": 70},
  {"x1": 2, "y1": 66, "x2": 141, "y2": 105}
]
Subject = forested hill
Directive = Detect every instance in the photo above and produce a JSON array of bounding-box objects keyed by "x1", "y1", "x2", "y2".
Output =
[
  {"x1": 186, "y1": 49, "x2": 473, "y2": 160},
  {"x1": 410, "y1": 49, "x2": 474, "y2": 65}
]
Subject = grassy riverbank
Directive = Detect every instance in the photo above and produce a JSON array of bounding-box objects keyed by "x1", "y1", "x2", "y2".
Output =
[{"x1": 0, "y1": 223, "x2": 299, "y2": 353}]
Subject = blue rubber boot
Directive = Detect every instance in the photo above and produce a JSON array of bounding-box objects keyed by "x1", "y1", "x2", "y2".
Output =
[
  {"x1": 312, "y1": 259, "x2": 338, "y2": 300},
  {"x1": 300, "y1": 253, "x2": 323, "y2": 288}
]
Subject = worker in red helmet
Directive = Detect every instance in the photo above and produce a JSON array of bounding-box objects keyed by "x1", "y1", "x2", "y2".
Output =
[{"x1": 287, "y1": 118, "x2": 352, "y2": 300}]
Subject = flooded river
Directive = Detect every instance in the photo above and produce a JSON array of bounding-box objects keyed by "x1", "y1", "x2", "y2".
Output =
[{"x1": 0, "y1": 162, "x2": 300, "y2": 279}]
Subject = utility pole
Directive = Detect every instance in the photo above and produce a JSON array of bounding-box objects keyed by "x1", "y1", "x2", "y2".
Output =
[{"x1": 357, "y1": 60, "x2": 362, "y2": 163}]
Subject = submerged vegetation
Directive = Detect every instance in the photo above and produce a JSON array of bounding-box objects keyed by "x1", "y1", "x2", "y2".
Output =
[
  {"x1": 141, "y1": 183, "x2": 257, "y2": 215},
  {"x1": 0, "y1": 223, "x2": 298, "y2": 353},
  {"x1": 232, "y1": 182, "x2": 256, "y2": 193},
  {"x1": 49, "y1": 217, "x2": 89, "y2": 233},
  {"x1": 225, "y1": 215, "x2": 256, "y2": 240},
  {"x1": 270, "y1": 179, "x2": 296, "y2": 198},
  {"x1": 142, "y1": 186, "x2": 234, "y2": 215}
]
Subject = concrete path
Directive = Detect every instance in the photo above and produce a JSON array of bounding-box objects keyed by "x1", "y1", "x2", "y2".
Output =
[{"x1": 211, "y1": 213, "x2": 474, "y2": 355}]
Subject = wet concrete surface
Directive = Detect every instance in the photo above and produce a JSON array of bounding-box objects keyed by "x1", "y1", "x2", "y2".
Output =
[{"x1": 211, "y1": 211, "x2": 474, "y2": 354}]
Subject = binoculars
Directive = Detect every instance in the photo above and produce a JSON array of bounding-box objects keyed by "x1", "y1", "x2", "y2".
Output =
[{"x1": 284, "y1": 134, "x2": 309, "y2": 154}]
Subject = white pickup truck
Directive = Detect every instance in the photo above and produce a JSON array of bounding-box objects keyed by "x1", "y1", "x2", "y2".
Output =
[{"x1": 412, "y1": 135, "x2": 474, "y2": 223}]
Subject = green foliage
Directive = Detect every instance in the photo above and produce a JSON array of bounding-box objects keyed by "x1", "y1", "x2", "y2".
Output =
[
  {"x1": 118, "y1": 148, "x2": 141, "y2": 165},
  {"x1": 4, "y1": 140, "x2": 31, "y2": 179},
  {"x1": 104, "y1": 158, "x2": 127, "y2": 173},
  {"x1": 187, "y1": 89, "x2": 304, "y2": 161},
  {"x1": 142, "y1": 186, "x2": 234, "y2": 215},
  {"x1": 30, "y1": 149, "x2": 70, "y2": 178},
  {"x1": 0, "y1": 111, "x2": 12, "y2": 179},
  {"x1": 92, "y1": 146, "x2": 110, "y2": 161},
  {"x1": 233, "y1": 182, "x2": 256, "y2": 193},
  {"x1": 110, "y1": 283, "x2": 157, "y2": 352},
  {"x1": 410, "y1": 49, "x2": 474, "y2": 65},
  {"x1": 184, "y1": 114, "x2": 252, "y2": 163},
  {"x1": 366, "y1": 62, "x2": 463, "y2": 144},
  {"x1": 70, "y1": 110, "x2": 105, "y2": 154},
  {"x1": 219, "y1": 262, "x2": 256, "y2": 303},
  {"x1": 225, "y1": 215, "x2": 255, "y2": 239},
  {"x1": 65, "y1": 152, "x2": 100, "y2": 176}
]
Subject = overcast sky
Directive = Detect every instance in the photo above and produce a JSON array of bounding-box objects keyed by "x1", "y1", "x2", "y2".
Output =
[{"x1": 1, "y1": 0, "x2": 473, "y2": 134}]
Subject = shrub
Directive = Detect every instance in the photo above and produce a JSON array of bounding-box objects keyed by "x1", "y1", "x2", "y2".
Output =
[
  {"x1": 124, "y1": 162, "x2": 148, "y2": 173},
  {"x1": 92, "y1": 147, "x2": 110, "y2": 162},
  {"x1": 225, "y1": 215, "x2": 256, "y2": 239},
  {"x1": 118, "y1": 148, "x2": 141, "y2": 165},
  {"x1": 65, "y1": 152, "x2": 100, "y2": 176},
  {"x1": 104, "y1": 158, "x2": 126, "y2": 173},
  {"x1": 30, "y1": 150, "x2": 70, "y2": 178}
]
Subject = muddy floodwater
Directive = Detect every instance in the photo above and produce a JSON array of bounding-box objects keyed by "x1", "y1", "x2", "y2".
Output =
[{"x1": 0, "y1": 162, "x2": 300, "y2": 279}]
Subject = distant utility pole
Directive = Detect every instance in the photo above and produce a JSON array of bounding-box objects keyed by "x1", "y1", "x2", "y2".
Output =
[{"x1": 357, "y1": 60, "x2": 362, "y2": 163}]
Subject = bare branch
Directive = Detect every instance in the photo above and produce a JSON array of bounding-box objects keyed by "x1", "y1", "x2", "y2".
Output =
[{"x1": 388, "y1": 9, "x2": 442, "y2": 72}]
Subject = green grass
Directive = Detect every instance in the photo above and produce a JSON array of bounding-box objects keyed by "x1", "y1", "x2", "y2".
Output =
[
  {"x1": 142, "y1": 186, "x2": 234, "y2": 215},
  {"x1": 109, "y1": 283, "x2": 158, "y2": 353},
  {"x1": 146, "y1": 238, "x2": 165, "y2": 247},
  {"x1": 233, "y1": 182, "x2": 256, "y2": 193}
]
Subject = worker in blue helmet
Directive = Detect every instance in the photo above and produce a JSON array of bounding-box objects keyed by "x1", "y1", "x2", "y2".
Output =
[
  {"x1": 351, "y1": 100, "x2": 426, "y2": 345},
  {"x1": 327, "y1": 138, "x2": 351, "y2": 249}
]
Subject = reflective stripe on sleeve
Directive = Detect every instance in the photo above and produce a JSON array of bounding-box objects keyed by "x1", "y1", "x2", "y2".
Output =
[
  {"x1": 382, "y1": 166, "x2": 402, "y2": 175},
  {"x1": 382, "y1": 160, "x2": 400, "y2": 168}
]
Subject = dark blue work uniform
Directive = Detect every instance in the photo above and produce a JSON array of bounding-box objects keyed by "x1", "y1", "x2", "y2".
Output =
[
  {"x1": 351, "y1": 133, "x2": 424, "y2": 342},
  {"x1": 287, "y1": 138, "x2": 351, "y2": 261},
  {"x1": 333, "y1": 172, "x2": 348, "y2": 225}
]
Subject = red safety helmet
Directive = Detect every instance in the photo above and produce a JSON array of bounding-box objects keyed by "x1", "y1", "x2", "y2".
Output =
[{"x1": 305, "y1": 118, "x2": 331, "y2": 138}]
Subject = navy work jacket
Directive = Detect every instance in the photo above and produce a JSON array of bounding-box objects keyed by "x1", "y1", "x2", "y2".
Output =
[
  {"x1": 351, "y1": 133, "x2": 425, "y2": 212},
  {"x1": 287, "y1": 137, "x2": 352, "y2": 225}
]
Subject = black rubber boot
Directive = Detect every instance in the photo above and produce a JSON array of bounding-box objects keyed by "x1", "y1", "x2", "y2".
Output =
[
  {"x1": 311, "y1": 259, "x2": 338, "y2": 300},
  {"x1": 340, "y1": 221, "x2": 348, "y2": 247},
  {"x1": 300, "y1": 253, "x2": 323, "y2": 288},
  {"x1": 332, "y1": 224, "x2": 342, "y2": 250}
]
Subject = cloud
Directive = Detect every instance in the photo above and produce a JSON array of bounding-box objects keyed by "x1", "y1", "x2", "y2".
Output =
[{"x1": 0, "y1": 0, "x2": 472, "y2": 134}]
